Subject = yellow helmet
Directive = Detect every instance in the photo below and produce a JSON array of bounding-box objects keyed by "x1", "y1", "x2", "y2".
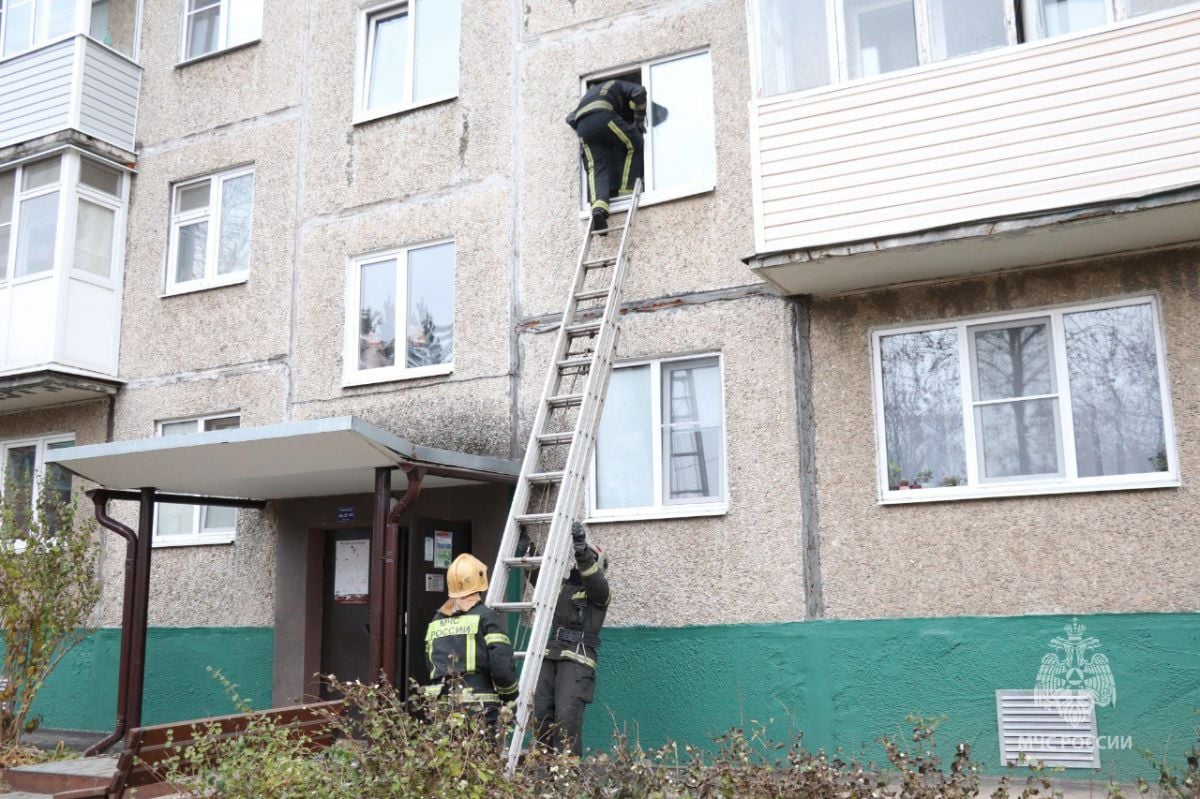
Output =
[{"x1": 446, "y1": 553, "x2": 489, "y2": 598}]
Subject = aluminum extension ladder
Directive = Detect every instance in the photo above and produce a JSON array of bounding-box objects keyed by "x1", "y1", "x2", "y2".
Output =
[{"x1": 485, "y1": 179, "x2": 643, "y2": 774}]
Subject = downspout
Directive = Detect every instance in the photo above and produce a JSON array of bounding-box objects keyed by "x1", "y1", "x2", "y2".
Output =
[
  {"x1": 84, "y1": 490, "x2": 136, "y2": 756},
  {"x1": 367, "y1": 467, "x2": 392, "y2": 681},
  {"x1": 382, "y1": 465, "x2": 423, "y2": 690}
]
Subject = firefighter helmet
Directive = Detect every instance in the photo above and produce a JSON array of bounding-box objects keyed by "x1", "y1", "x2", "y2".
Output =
[{"x1": 446, "y1": 553, "x2": 489, "y2": 598}]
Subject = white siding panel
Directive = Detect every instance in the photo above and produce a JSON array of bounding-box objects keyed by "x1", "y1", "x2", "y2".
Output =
[
  {"x1": 61, "y1": 278, "x2": 117, "y2": 374},
  {"x1": 78, "y1": 40, "x2": 140, "y2": 152},
  {"x1": 0, "y1": 40, "x2": 75, "y2": 149},
  {"x1": 4, "y1": 277, "x2": 57, "y2": 368},
  {"x1": 752, "y1": 9, "x2": 1200, "y2": 253}
]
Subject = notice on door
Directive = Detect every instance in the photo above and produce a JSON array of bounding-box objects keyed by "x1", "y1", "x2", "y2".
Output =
[
  {"x1": 433, "y1": 530, "x2": 453, "y2": 569},
  {"x1": 334, "y1": 539, "x2": 369, "y2": 604}
]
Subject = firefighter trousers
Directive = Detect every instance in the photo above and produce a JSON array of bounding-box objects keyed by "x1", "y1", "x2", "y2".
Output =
[
  {"x1": 575, "y1": 111, "x2": 643, "y2": 216},
  {"x1": 533, "y1": 657, "x2": 595, "y2": 757}
]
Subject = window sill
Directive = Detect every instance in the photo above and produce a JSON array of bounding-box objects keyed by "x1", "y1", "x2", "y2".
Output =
[
  {"x1": 878, "y1": 475, "x2": 1181, "y2": 505},
  {"x1": 161, "y1": 274, "x2": 249, "y2": 298},
  {"x1": 176, "y1": 39, "x2": 261, "y2": 69},
  {"x1": 587, "y1": 502, "x2": 727, "y2": 524},
  {"x1": 353, "y1": 94, "x2": 458, "y2": 126},
  {"x1": 578, "y1": 183, "x2": 715, "y2": 219},
  {"x1": 152, "y1": 532, "x2": 236, "y2": 548},
  {"x1": 342, "y1": 363, "x2": 454, "y2": 388}
]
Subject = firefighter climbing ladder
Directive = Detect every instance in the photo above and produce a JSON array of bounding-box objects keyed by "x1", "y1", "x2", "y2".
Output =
[{"x1": 485, "y1": 179, "x2": 643, "y2": 774}]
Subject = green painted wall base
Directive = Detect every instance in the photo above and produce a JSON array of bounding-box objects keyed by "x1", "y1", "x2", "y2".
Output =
[
  {"x1": 29, "y1": 627, "x2": 273, "y2": 733},
  {"x1": 585, "y1": 612, "x2": 1200, "y2": 781}
]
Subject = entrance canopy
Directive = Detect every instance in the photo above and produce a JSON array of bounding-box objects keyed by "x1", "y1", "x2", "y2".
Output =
[{"x1": 46, "y1": 416, "x2": 519, "y2": 499}]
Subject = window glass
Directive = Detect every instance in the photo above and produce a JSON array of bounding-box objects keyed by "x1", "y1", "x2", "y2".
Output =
[
  {"x1": 177, "y1": 182, "x2": 210, "y2": 213},
  {"x1": 0, "y1": 171, "x2": 12, "y2": 282},
  {"x1": 358, "y1": 259, "x2": 397, "y2": 370},
  {"x1": 80, "y1": 159, "x2": 122, "y2": 196},
  {"x1": 759, "y1": 0, "x2": 830, "y2": 95},
  {"x1": 90, "y1": 0, "x2": 111, "y2": 42},
  {"x1": 186, "y1": 0, "x2": 220, "y2": 58},
  {"x1": 595, "y1": 365, "x2": 654, "y2": 509},
  {"x1": 47, "y1": 0, "x2": 75, "y2": 38},
  {"x1": 663, "y1": 359, "x2": 722, "y2": 503},
  {"x1": 406, "y1": 242, "x2": 454, "y2": 368},
  {"x1": 368, "y1": 11, "x2": 408, "y2": 110},
  {"x1": 74, "y1": 199, "x2": 115, "y2": 277},
  {"x1": 1130, "y1": 0, "x2": 1193, "y2": 12},
  {"x1": 156, "y1": 417, "x2": 239, "y2": 539},
  {"x1": 4, "y1": 444, "x2": 37, "y2": 526},
  {"x1": 412, "y1": 0, "x2": 460, "y2": 102},
  {"x1": 23, "y1": 158, "x2": 61, "y2": 191},
  {"x1": 845, "y1": 0, "x2": 919, "y2": 78},
  {"x1": 3, "y1": 0, "x2": 33, "y2": 55},
  {"x1": 972, "y1": 321, "x2": 1053, "y2": 401},
  {"x1": 175, "y1": 221, "x2": 208, "y2": 282},
  {"x1": 15, "y1": 191, "x2": 59, "y2": 277},
  {"x1": 649, "y1": 52, "x2": 717, "y2": 192},
  {"x1": 217, "y1": 173, "x2": 253, "y2": 275},
  {"x1": 1037, "y1": 0, "x2": 1107, "y2": 36},
  {"x1": 928, "y1": 0, "x2": 1009, "y2": 60},
  {"x1": 879, "y1": 328, "x2": 966, "y2": 489},
  {"x1": 1065, "y1": 304, "x2": 1167, "y2": 476},
  {"x1": 44, "y1": 440, "x2": 74, "y2": 531},
  {"x1": 226, "y1": 0, "x2": 262, "y2": 46}
]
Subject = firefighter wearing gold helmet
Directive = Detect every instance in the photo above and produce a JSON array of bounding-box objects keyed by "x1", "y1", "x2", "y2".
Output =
[{"x1": 423, "y1": 553, "x2": 518, "y2": 724}]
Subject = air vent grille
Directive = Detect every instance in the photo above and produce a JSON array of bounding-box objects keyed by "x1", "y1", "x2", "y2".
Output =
[{"x1": 996, "y1": 689, "x2": 1100, "y2": 769}]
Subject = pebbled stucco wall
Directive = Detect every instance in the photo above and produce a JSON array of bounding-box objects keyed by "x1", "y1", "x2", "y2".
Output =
[
  {"x1": 520, "y1": 293, "x2": 806, "y2": 627},
  {"x1": 811, "y1": 248, "x2": 1200, "y2": 620}
]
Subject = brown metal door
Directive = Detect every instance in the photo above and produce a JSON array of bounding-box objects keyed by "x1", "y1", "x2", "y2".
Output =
[
  {"x1": 405, "y1": 518, "x2": 472, "y2": 690},
  {"x1": 320, "y1": 528, "x2": 372, "y2": 698}
]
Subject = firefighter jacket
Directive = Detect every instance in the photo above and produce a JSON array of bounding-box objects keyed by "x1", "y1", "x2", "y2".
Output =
[
  {"x1": 565, "y1": 79, "x2": 648, "y2": 130},
  {"x1": 544, "y1": 547, "x2": 610, "y2": 672},
  {"x1": 425, "y1": 600, "x2": 518, "y2": 704}
]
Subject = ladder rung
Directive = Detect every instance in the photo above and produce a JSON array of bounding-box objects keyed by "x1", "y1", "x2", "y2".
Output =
[
  {"x1": 514, "y1": 512, "x2": 553, "y2": 524},
  {"x1": 502, "y1": 555, "x2": 545, "y2": 569},
  {"x1": 574, "y1": 289, "x2": 609, "y2": 302},
  {"x1": 565, "y1": 320, "x2": 601, "y2": 337},
  {"x1": 557, "y1": 355, "x2": 592, "y2": 370},
  {"x1": 583, "y1": 256, "x2": 617, "y2": 269},
  {"x1": 537, "y1": 431, "x2": 574, "y2": 446},
  {"x1": 514, "y1": 650, "x2": 528, "y2": 660},
  {"x1": 494, "y1": 601, "x2": 536, "y2": 612},
  {"x1": 526, "y1": 471, "x2": 564, "y2": 484},
  {"x1": 547, "y1": 393, "x2": 584, "y2": 408}
]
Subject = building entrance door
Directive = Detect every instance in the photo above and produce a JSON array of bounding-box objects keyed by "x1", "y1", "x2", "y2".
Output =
[
  {"x1": 319, "y1": 527, "x2": 373, "y2": 697},
  {"x1": 404, "y1": 518, "x2": 472, "y2": 690}
]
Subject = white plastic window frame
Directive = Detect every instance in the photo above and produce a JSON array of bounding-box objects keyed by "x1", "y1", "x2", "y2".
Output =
[
  {"x1": 353, "y1": 0, "x2": 460, "y2": 125},
  {"x1": 178, "y1": 0, "x2": 261, "y2": 64},
  {"x1": 870, "y1": 295, "x2": 1180, "y2": 505},
  {"x1": 342, "y1": 238, "x2": 455, "y2": 387},
  {"x1": 0, "y1": 149, "x2": 128, "y2": 290},
  {"x1": 152, "y1": 412, "x2": 240, "y2": 547},
  {"x1": 0, "y1": 0, "x2": 91, "y2": 61},
  {"x1": 164, "y1": 165, "x2": 254, "y2": 296},
  {"x1": 578, "y1": 48, "x2": 717, "y2": 214},
  {"x1": 0, "y1": 433, "x2": 75, "y2": 552},
  {"x1": 588, "y1": 353, "x2": 729, "y2": 523},
  {"x1": 748, "y1": 0, "x2": 1199, "y2": 96}
]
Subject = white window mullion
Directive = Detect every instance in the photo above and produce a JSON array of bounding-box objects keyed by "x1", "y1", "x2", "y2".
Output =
[
  {"x1": 218, "y1": 0, "x2": 231, "y2": 49},
  {"x1": 913, "y1": 0, "x2": 933, "y2": 65},
  {"x1": 640, "y1": 64, "x2": 654, "y2": 193},
  {"x1": 650, "y1": 360, "x2": 664, "y2": 508},
  {"x1": 958, "y1": 322, "x2": 981, "y2": 487},
  {"x1": 403, "y1": 0, "x2": 416, "y2": 107},
  {"x1": 1050, "y1": 311, "x2": 1080, "y2": 480},
  {"x1": 205, "y1": 174, "x2": 222, "y2": 281},
  {"x1": 832, "y1": 0, "x2": 849, "y2": 81},
  {"x1": 396, "y1": 251, "x2": 408, "y2": 371}
]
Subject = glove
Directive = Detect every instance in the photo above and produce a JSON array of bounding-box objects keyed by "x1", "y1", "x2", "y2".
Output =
[
  {"x1": 571, "y1": 520, "x2": 588, "y2": 556},
  {"x1": 517, "y1": 529, "x2": 533, "y2": 558}
]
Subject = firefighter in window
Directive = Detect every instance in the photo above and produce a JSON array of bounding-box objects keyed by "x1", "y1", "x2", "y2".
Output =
[{"x1": 566, "y1": 78, "x2": 651, "y2": 234}]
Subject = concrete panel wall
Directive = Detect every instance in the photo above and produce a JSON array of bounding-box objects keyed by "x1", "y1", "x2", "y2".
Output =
[{"x1": 811, "y1": 248, "x2": 1200, "y2": 620}]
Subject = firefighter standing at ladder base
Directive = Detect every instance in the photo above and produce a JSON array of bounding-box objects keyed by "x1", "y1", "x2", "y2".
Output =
[
  {"x1": 519, "y1": 519, "x2": 610, "y2": 756},
  {"x1": 566, "y1": 79, "x2": 647, "y2": 234},
  {"x1": 424, "y1": 553, "x2": 519, "y2": 725}
]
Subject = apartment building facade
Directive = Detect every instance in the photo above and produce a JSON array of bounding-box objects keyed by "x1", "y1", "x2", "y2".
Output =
[{"x1": 0, "y1": 0, "x2": 1197, "y2": 780}]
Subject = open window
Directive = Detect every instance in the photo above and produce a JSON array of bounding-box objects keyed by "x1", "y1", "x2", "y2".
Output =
[{"x1": 578, "y1": 50, "x2": 716, "y2": 209}]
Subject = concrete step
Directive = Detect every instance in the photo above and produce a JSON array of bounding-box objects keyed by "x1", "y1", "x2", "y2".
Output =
[
  {"x1": 0, "y1": 792, "x2": 55, "y2": 799},
  {"x1": 3, "y1": 757, "x2": 115, "y2": 795}
]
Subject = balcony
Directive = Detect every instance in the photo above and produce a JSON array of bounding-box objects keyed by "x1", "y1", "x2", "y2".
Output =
[
  {"x1": 0, "y1": 0, "x2": 141, "y2": 156},
  {"x1": 749, "y1": 7, "x2": 1200, "y2": 295},
  {"x1": 0, "y1": 149, "x2": 127, "y2": 411}
]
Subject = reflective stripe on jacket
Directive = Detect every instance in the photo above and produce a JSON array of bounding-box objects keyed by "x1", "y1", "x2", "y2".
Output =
[
  {"x1": 566, "y1": 79, "x2": 648, "y2": 129},
  {"x1": 544, "y1": 548, "x2": 609, "y2": 670},
  {"x1": 426, "y1": 603, "x2": 518, "y2": 700}
]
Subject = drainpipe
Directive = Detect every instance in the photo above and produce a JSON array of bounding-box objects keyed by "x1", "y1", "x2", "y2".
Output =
[
  {"x1": 84, "y1": 490, "x2": 137, "y2": 756},
  {"x1": 381, "y1": 465, "x2": 424, "y2": 689},
  {"x1": 125, "y1": 487, "x2": 156, "y2": 731},
  {"x1": 367, "y1": 467, "x2": 392, "y2": 682}
]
